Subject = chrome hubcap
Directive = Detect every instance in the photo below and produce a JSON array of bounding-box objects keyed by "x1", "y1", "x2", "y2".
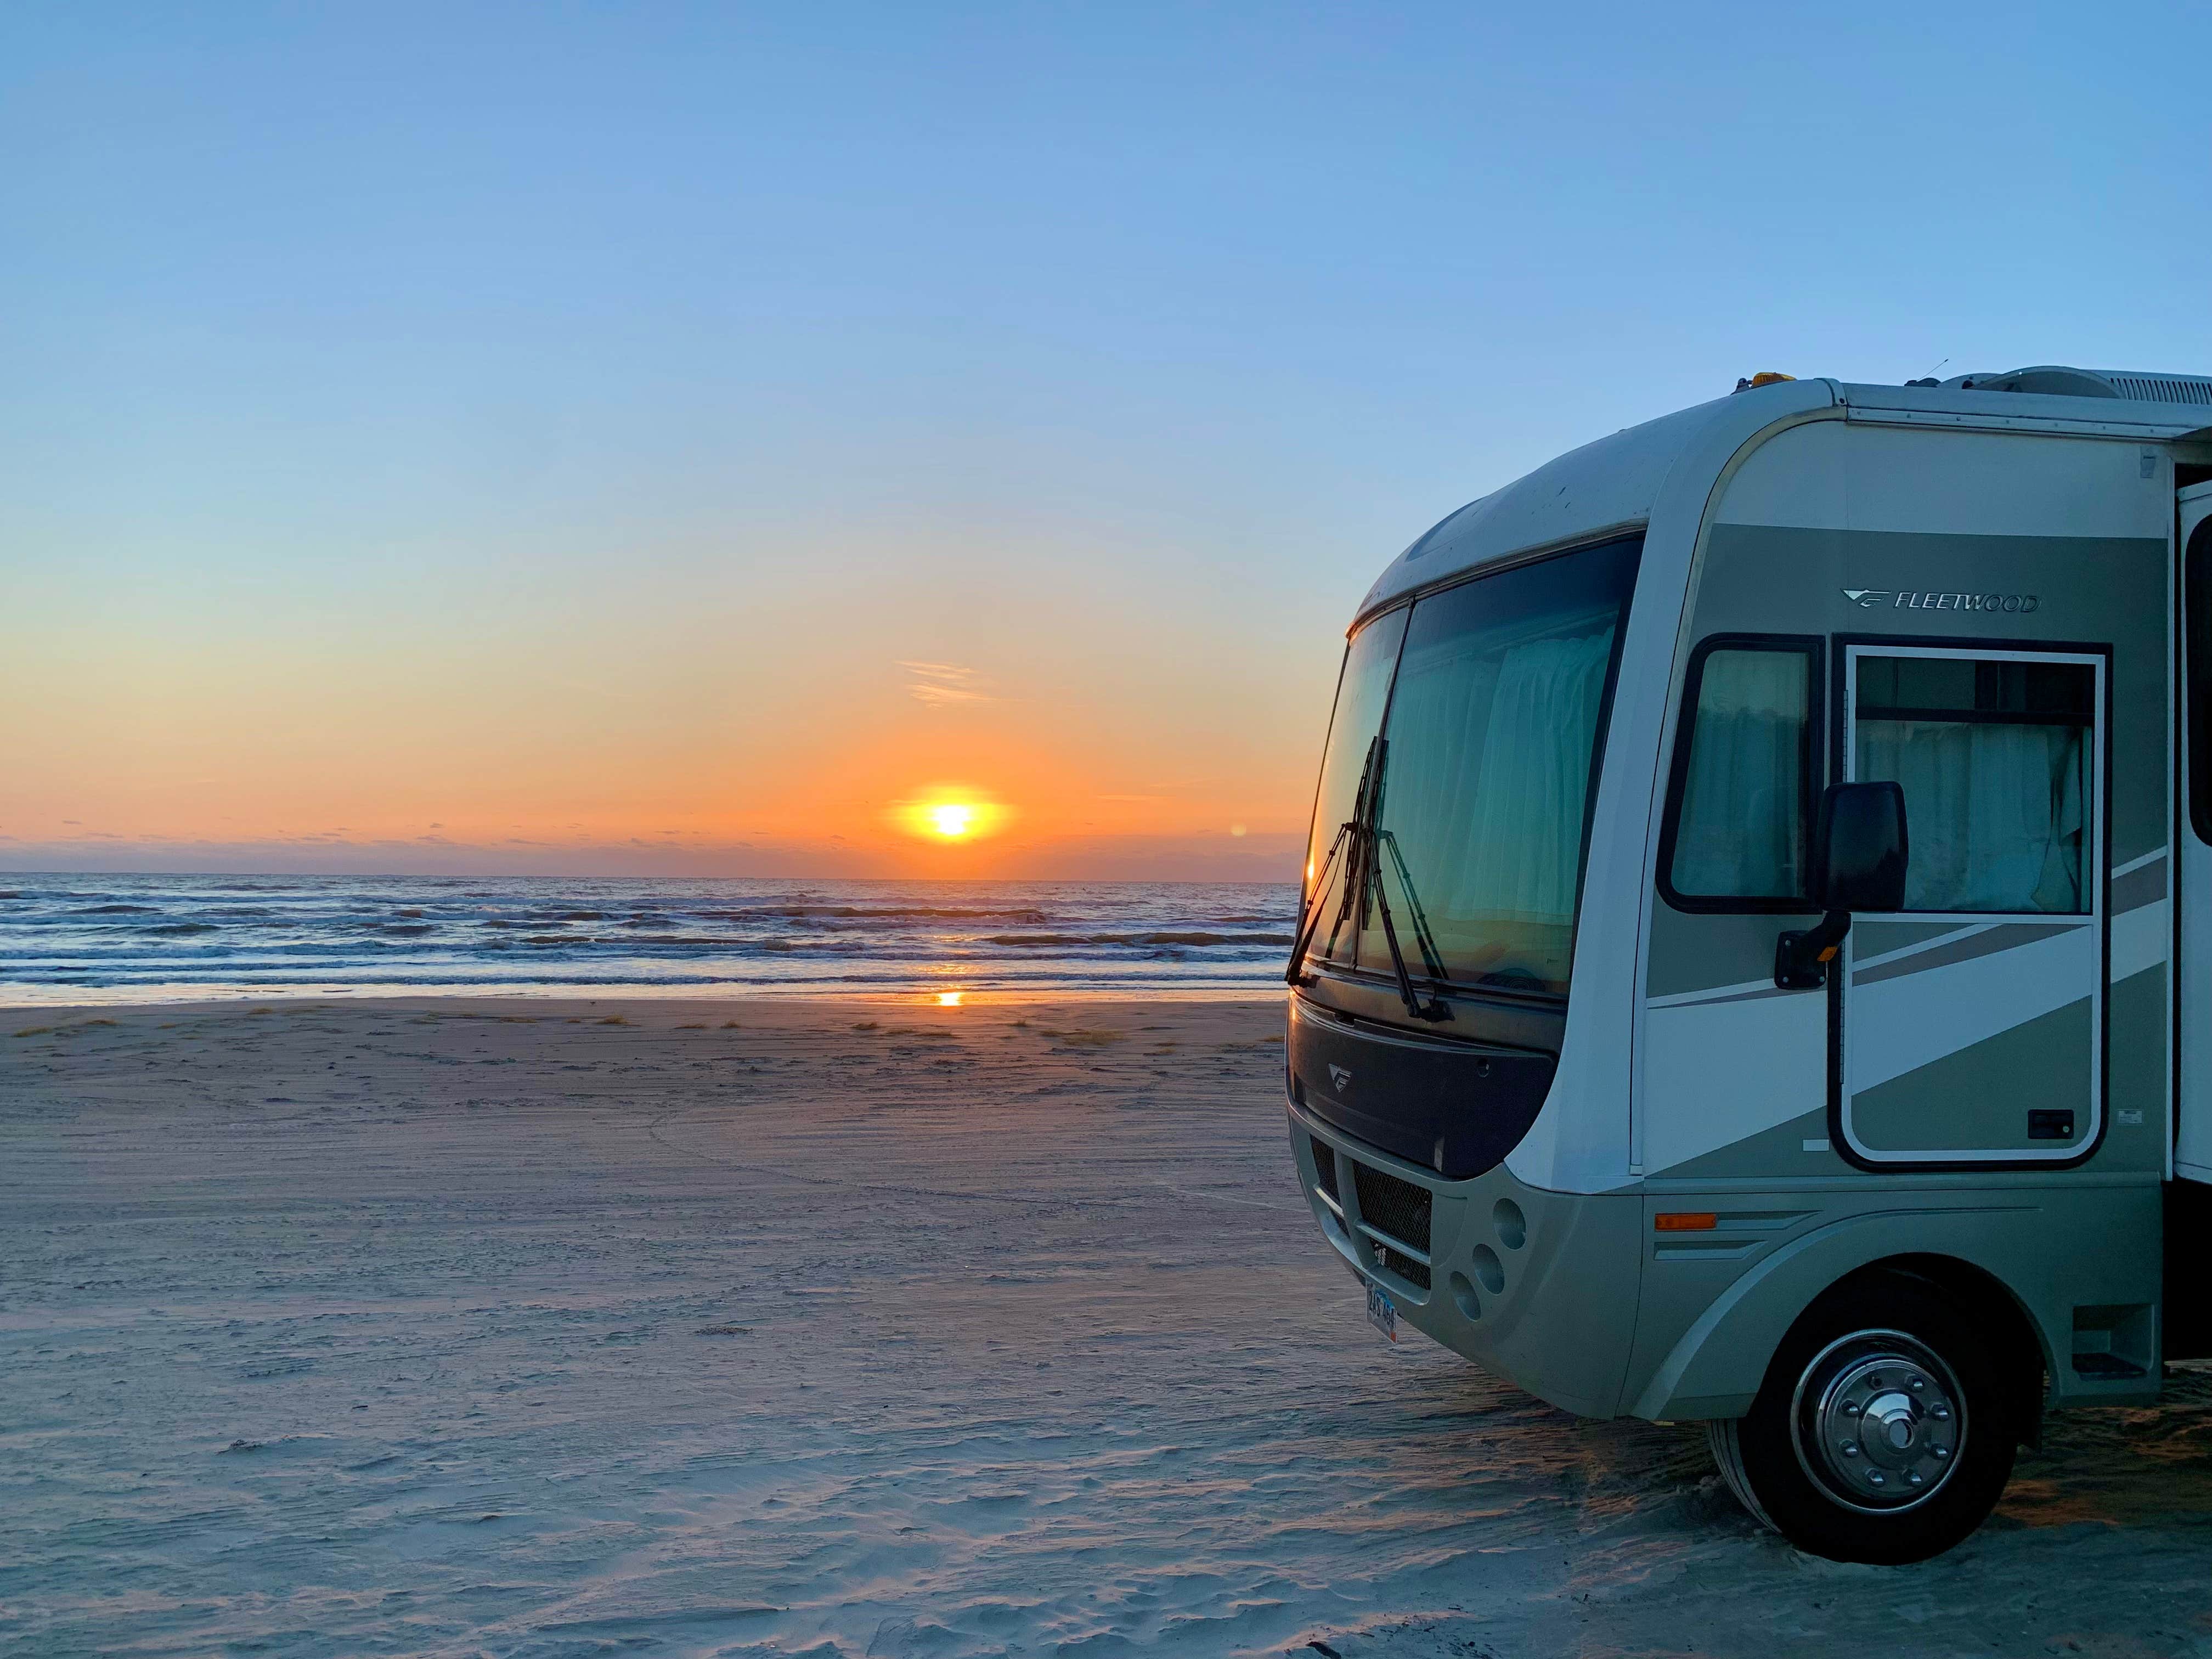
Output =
[{"x1": 1792, "y1": 1331, "x2": 1965, "y2": 1513}]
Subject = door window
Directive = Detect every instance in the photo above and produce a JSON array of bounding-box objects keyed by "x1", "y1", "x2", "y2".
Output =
[{"x1": 1852, "y1": 654, "x2": 2094, "y2": 913}]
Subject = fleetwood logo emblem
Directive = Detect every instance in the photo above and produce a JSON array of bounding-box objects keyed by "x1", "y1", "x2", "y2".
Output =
[
  {"x1": 1842, "y1": 587, "x2": 2039, "y2": 614},
  {"x1": 1328, "y1": 1064, "x2": 1353, "y2": 1092}
]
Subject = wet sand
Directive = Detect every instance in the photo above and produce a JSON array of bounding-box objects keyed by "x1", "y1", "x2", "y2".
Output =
[{"x1": 4, "y1": 996, "x2": 2211, "y2": 1656}]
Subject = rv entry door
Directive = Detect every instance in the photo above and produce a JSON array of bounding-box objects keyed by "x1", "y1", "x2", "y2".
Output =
[
  {"x1": 1835, "y1": 644, "x2": 2106, "y2": 1165},
  {"x1": 2179, "y1": 483, "x2": 2212, "y2": 1182}
]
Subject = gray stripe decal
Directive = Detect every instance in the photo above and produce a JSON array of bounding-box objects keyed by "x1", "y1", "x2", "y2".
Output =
[
  {"x1": 1852, "y1": 921, "x2": 2077, "y2": 987},
  {"x1": 2112, "y1": 854, "x2": 2167, "y2": 915},
  {"x1": 1849, "y1": 923, "x2": 1973, "y2": 972},
  {"x1": 1671, "y1": 983, "x2": 1808, "y2": 1010},
  {"x1": 1650, "y1": 853, "x2": 2159, "y2": 1009}
]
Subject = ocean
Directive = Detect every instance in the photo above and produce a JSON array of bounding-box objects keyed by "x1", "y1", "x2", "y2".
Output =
[{"x1": 0, "y1": 873, "x2": 1300, "y2": 1005}]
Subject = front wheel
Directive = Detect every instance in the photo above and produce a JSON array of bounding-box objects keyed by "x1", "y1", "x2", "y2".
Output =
[{"x1": 1707, "y1": 1273, "x2": 2019, "y2": 1564}]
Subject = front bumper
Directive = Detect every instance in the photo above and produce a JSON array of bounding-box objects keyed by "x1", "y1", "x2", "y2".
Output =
[{"x1": 1290, "y1": 1098, "x2": 1643, "y2": 1419}]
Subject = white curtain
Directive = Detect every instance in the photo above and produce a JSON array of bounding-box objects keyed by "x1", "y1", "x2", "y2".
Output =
[
  {"x1": 1671, "y1": 651, "x2": 1807, "y2": 898},
  {"x1": 1373, "y1": 625, "x2": 1615, "y2": 986},
  {"x1": 1855, "y1": 719, "x2": 2086, "y2": 912},
  {"x1": 1454, "y1": 630, "x2": 1616, "y2": 924}
]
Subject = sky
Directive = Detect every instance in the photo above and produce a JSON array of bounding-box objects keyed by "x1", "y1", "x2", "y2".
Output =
[{"x1": 5, "y1": 3, "x2": 2209, "y2": 881}]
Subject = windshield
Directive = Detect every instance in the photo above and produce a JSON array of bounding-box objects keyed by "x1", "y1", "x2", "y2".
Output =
[
  {"x1": 1299, "y1": 606, "x2": 1407, "y2": 952},
  {"x1": 1299, "y1": 534, "x2": 1640, "y2": 1000}
]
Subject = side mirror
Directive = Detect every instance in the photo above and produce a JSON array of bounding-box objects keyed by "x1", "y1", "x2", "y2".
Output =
[
  {"x1": 1815, "y1": 781, "x2": 1909, "y2": 912},
  {"x1": 1775, "y1": 782, "x2": 1910, "y2": 989}
]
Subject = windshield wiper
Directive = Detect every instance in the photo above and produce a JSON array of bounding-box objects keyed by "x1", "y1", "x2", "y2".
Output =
[
  {"x1": 1378, "y1": 827, "x2": 1449, "y2": 986},
  {"x1": 1359, "y1": 740, "x2": 1451, "y2": 1023},
  {"x1": 1285, "y1": 737, "x2": 1375, "y2": 989},
  {"x1": 1285, "y1": 736, "x2": 1451, "y2": 1024}
]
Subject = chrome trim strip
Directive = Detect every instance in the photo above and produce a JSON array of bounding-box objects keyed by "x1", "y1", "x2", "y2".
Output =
[{"x1": 1354, "y1": 1220, "x2": 1431, "y2": 1267}]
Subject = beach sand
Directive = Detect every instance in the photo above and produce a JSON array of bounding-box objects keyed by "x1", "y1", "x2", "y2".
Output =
[{"x1": 5, "y1": 996, "x2": 2211, "y2": 1657}]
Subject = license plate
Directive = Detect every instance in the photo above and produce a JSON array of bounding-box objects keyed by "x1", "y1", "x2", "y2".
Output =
[{"x1": 1366, "y1": 1283, "x2": 1398, "y2": 1342}]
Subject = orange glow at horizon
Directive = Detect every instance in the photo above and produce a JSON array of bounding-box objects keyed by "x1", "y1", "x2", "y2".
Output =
[{"x1": 7, "y1": 565, "x2": 1318, "y2": 877}]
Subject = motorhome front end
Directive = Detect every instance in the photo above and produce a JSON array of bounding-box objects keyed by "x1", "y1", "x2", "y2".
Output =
[{"x1": 1285, "y1": 366, "x2": 2212, "y2": 1562}]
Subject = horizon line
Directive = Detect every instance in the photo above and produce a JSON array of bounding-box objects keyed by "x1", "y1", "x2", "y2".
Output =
[{"x1": 0, "y1": 866, "x2": 1301, "y2": 886}]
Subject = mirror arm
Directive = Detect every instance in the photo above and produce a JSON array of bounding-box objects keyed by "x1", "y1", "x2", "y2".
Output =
[{"x1": 1774, "y1": 908, "x2": 1852, "y2": 991}]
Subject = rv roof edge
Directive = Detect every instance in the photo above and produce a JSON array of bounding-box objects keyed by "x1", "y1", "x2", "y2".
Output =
[
  {"x1": 1355, "y1": 377, "x2": 1841, "y2": 626},
  {"x1": 1356, "y1": 370, "x2": 2212, "y2": 625}
]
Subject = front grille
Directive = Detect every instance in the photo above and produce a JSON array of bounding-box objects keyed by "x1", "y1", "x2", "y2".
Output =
[
  {"x1": 1376, "y1": 1245, "x2": 1430, "y2": 1289},
  {"x1": 1352, "y1": 1161, "x2": 1433, "y2": 1289},
  {"x1": 1352, "y1": 1162, "x2": 1432, "y2": 1251},
  {"x1": 1310, "y1": 1136, "x2": 1340, "y2": 1202}
]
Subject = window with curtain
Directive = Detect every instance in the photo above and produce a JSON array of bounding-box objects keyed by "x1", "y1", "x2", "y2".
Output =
[
  {"x1": 1666, "y1": 645, "x2": 1814, "y2": 904},
  {"x1": 1852, "y1": 654, "x2": 2093, "y2": 914},
  {"x1": 1357, "y1": 537, "x2": 1640, "y2": 996}
]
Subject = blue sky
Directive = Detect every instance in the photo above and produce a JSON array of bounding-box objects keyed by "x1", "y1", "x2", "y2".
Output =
[{"x1": 4, "y1": 4, "x2": 2208, "y2": 877}]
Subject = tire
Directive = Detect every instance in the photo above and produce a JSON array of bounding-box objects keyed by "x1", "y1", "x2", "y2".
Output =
[{"x1": 1706, "y1": 1272, "x2": 2019, "y2": 1564}]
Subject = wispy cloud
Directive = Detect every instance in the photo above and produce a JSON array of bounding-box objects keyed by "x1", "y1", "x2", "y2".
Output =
[{"x1": 897, "y1": 661, "x2": 993, "y2": 706}]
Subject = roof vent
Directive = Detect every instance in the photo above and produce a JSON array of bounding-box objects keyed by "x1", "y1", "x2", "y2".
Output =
[
  {"x1": 1939, "y1": 365, "x2": 2212, "y2": 405},
  {"x1": 2102, "y1": 372, "x2": 2212, "y2": 405}
]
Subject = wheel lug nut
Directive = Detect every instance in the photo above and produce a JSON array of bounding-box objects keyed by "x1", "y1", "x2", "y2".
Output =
[
  {"x1": 1932, "y1": 1406, "x2": 1950, "y2": 1421},
  {"x1": 1932, "y1": 1446, "x2": 1949, "y2": 1460},
  {"x1": 1841, "y1": 1441, "x2": 1859, "y2": 1457},
  {"x1": 1909, "y1": 1376, "x2": 1925, "y2": 1391},
  {"x1": 1867, "y1": 1471, "x2": 1886, "y2": 1485},
  {"x1": 1840, "y1": 1402, "x2": 1861, "y2": 1417},
  {"x1": 1908, "y1": 1470, "x2": 1923, "y2": 1485}
]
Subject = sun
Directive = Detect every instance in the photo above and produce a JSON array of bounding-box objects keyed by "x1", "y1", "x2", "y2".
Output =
[{"x1": 892, "y1": 790, "x2": 1007, "y2": 843}]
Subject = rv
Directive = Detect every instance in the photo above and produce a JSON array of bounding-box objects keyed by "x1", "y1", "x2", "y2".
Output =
[{"x1": 1284, "y1": 365, "x2": 2212, "y2": 1562}]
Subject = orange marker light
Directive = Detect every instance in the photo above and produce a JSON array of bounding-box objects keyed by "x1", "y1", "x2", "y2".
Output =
[{"x1": 1655, "y1": 1212, "x2": 1718, "y2": 1232}]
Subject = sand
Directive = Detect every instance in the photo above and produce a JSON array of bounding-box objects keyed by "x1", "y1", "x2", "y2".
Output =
[{"x1": 5, "y1": 996, "x2": 2211, "y2": 1657}]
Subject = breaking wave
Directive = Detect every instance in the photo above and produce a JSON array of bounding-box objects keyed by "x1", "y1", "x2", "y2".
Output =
[{"x1": 0, "y1": 874, "x2": 1297, "y2": 999}]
